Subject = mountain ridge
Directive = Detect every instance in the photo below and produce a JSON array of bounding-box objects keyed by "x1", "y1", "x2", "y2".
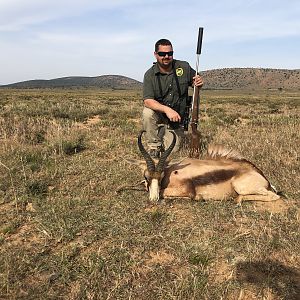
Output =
[
  {"x1": 1, "y1": 68, "x2": 299, "y2": 90},
  {"x1": 201, "y1": 68, "x2": 300, "y2": 90},
  {"x1": 0, "y1": 75, "x2": 141, "y2": 89}
]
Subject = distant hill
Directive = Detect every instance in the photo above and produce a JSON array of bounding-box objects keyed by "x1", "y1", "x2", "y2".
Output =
[
  {"x1": 201, "y1": 68, "x2": 300, "y2": 90},
  {"x1": 0, "y1": 75, "x2": 142, "y2": 89},
  {"x1": 1, "y1": 68, "x2": 299, "y2": 90}
]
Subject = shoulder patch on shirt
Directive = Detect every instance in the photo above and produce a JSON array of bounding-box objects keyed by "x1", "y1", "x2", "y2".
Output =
[{"x1": 176, "y1": 67, "x2": 184, "y2": 76}]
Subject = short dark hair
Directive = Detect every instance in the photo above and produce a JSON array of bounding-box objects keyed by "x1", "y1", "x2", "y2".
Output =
[{"x1": 155, "y1": 39, "x2": 172, "y2": 52}]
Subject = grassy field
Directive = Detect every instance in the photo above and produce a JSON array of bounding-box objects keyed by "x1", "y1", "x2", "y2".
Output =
[{"x1": 0, "y1": 88, "x2": 299, "y2": 300}]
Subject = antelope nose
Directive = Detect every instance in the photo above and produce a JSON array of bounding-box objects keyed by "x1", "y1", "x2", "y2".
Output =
[{"x1": 149, "y1": 195, "x2": 160, "y2": 202}]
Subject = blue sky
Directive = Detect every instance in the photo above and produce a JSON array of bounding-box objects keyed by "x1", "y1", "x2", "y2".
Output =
[{"x1": 0, "y1": 0, "x2": 299, "y2": 85}]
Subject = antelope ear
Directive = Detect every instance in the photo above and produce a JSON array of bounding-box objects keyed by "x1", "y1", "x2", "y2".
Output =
[{"x1": 125, "y1": 159, "x2": 146, "y2": 168}]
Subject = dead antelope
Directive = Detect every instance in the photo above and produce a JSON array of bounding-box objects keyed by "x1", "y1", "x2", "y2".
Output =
[{"x1": 127, "y1": 130, "x2": 281, "y2": 203}]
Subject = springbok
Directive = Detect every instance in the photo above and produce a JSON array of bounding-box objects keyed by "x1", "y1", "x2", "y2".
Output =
[{"x1": 127, "y1": 130, "x2": 281, "y2": 203}]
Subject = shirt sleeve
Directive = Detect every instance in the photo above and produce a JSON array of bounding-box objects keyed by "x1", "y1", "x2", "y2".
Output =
[{"x1": 143, "y1": 71, "x2": 155, "y2": 100}]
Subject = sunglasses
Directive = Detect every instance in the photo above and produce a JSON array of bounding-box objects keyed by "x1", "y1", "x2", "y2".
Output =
[{"x1": 157, "y1": 51, "x2": 174, "y2": 57}]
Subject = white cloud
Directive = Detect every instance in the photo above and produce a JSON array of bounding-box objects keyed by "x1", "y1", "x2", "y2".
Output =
[
  {"x1": 0, "y1": 0, "x2": 299, "y2": 84},
  {"x1": 0, "y1": 0, "x2": 140, "y2": 31}
]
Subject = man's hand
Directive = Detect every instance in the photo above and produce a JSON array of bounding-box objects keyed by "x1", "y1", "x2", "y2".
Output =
[
  {"x1": 193, "y1": 74, "x2": 203, "y2": 88},
  {"x1": 165, "y1": 107, "x2": 181, "y2": 122},
  {"x1": 144, "y1": 99, "x2": 181, "y2": 123}
]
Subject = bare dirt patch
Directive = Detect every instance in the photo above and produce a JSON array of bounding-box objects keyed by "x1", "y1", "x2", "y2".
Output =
[
  {"x1": 252, "y1": 198, "x2": 293, "y2": 214},
  {"x1": 75, "y1": 115, "x2": 101, "y2": 129},
  {"x1": 145, "y1": 250, "x2": 175, "y2": 266}
]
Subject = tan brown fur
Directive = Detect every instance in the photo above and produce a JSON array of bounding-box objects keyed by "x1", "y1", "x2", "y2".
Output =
[{"x1": 128, "y1": 144, "x2": 280, "y2": 203}]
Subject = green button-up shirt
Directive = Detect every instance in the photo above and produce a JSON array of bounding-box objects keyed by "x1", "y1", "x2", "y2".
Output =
[{"x1": 143, "y1": 59, "x2": 195, "y2": 112}]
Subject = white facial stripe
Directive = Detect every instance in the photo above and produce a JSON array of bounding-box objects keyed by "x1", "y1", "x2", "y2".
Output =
[{"x1": 149, "y1": 179, "x2": 160, "y2": 201}]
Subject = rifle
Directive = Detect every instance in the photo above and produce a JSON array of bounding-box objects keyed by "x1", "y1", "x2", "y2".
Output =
[{"x1": 189, "y1": 27, "x2": 203, "y2": 158}]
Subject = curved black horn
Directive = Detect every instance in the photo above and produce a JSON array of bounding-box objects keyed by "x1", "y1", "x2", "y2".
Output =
[
  {"x1": 137, "y1": 130, "x2": 155, "y2": 172},
  {"x1": 156, "y1": 131, "x2": 176, "y2": 172}
]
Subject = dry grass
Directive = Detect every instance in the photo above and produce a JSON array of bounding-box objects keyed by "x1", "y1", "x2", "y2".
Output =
[{"x1": 0, "y1": 88, "x2": 299, "y2": 300}]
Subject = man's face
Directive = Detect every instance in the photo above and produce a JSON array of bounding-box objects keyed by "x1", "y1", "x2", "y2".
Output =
[{"x1": 154, "y1": 45, "x2": 173, "y2": 69}]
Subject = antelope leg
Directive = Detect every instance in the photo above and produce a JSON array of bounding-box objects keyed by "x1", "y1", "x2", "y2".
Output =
[{"x1": 235, "y1": 191, "x2": 280, "y2": 203}]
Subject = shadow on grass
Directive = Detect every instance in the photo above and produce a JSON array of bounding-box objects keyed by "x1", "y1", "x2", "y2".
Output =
[{"x1": 236, "y1": 260, "x2": 300, "y2": 300}]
